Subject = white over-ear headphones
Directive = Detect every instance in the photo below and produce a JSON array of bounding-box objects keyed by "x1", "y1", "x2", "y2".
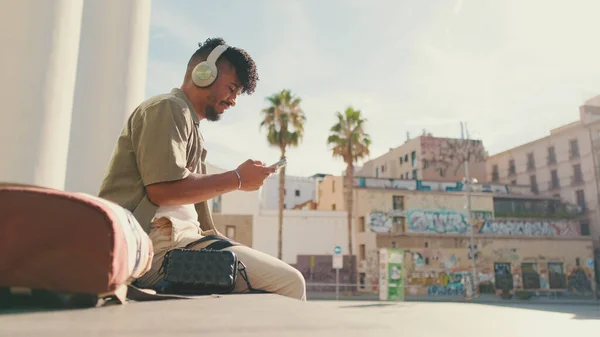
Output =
[{"x1": 191, "y1": 44, "x2": 230, "y2": 87}]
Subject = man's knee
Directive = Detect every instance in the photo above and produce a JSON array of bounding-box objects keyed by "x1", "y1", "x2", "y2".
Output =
[{"x1": 282, "y1": 266, "x2": 307, "y2": 301}]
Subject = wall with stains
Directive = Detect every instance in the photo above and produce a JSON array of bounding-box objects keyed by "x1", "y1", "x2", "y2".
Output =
[{"x1": 371, "y1": 236, "x2": 596, "y2": 297}]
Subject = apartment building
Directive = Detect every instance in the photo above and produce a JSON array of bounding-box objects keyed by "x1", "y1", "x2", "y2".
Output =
[
  {"x1": 352, "y1": 177, "x2": 595, "y2": 298},
  {"x1": 316, "y1": 175, "x2": 345, "y2": 211},
  {"x1": 260, "y1": 173, "x2": 322, "y2": 210},
  {"x1": 357, "y1": 134, "x2": 487, "y2": 183},
  {"x1": 486, "y1": 96, "x2": 600, "y2": 247}
]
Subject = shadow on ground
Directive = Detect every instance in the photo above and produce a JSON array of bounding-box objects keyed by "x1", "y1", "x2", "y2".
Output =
[{"x1": 472, "y1": 301, "x2": 600, "y2": 320}]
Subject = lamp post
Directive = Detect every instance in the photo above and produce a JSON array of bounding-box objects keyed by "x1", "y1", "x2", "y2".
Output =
[{"x1": 461, "y1": 122, "x2": 478, "y2": 298}]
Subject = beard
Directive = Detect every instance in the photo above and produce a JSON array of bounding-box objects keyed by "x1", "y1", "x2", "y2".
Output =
[
  {"x1": 204, "y1": 94, "x2": 222, "y2": 121},
  {"x1": 205, "y1": 104, "x2": 221, "y2": 121}
]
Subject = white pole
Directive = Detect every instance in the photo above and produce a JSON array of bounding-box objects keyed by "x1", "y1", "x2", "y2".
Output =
[
  {"x1": 0, "y1": 0, "x2": 84, "y2": 190},
  {"x1": 65, "y1": 0, "x2": 152, "y2": 194},
  {"x1": 462, "y1": 122, "x2": 478, "y2": 297},
  {"x1": 336, "y1": 268, "x2": 340, "y2": 300}
]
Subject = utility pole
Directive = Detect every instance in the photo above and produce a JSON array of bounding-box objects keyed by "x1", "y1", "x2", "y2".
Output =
[{"x1": 461, "y1": 122, "x2": 478, "y2": 297}]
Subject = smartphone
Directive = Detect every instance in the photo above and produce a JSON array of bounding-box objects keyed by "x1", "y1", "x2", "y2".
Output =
[{"x1": 269, "y1": 157, "x2": 287, "y2": 170}]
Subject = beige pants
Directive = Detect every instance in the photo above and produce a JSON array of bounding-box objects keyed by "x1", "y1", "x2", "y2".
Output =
[{"x1": 136, "y1": 217, "x2": 306, "y2": 301}]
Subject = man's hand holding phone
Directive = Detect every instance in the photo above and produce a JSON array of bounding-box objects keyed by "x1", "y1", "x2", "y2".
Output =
[{"x1": 234, "y1": 159, "x2": 278, "y2": 191}]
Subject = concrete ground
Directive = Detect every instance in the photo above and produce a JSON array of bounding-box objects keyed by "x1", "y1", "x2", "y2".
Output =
[{"x1": 1, "y1": 295, "x2": 598, "y2": 336}]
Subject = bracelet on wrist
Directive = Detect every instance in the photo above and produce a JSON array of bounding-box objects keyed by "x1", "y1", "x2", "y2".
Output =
[{"x1": 233, "y1": 170, "x2": 242, "y2": 189}]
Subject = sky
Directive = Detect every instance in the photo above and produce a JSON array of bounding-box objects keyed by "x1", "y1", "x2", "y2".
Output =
[{"x1": 146, "y1": 0, "x2": 600, "y2": 177}]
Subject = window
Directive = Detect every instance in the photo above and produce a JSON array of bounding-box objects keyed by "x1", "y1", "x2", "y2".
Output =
[
  {"x1": 392, "y1": 217, "x2": 405, "y2": 233},
  {"x1": 494, "y1": 263, "x2": 513, "y2": 291},
  {"x1": 550, "y1": 170, "x2": 559, "y2": 189},
  {"x1": 393, "y1": 196, "x2": 404, "y2": 210},
  {"x1": 547, "y1": 146, "x2": 556, "y2": 164},
  {"x1": 332, "y1": 180, "x2": 335, "y2": 193},
  {"x1": 400, "y1": 174, "x2": 404, "y2": 179},
  {"x1": 405, "y1": 154, "x2": 408, "y2": 162},
  {"x1": 375, "y1": 167, "x2": 379, "y2": 178},
  {"x1": 358, "y1": 216, "x2": 365, "y2": 232},
  {"x1": 491, "y1": 165, "x2": 499, "y2": 182},
  {"x1": 359, "y1": 244, "x2": 366, "y2": 261},
  {"x1": 511, "y1": 180, "x2": 517, "y2": 185},
  {"x1": 569, "y1": 139, "x2": 580, "y2": 158},
  {"x1": 412, "y1": 169, "x2": 417, "y2": 180},
  {"x1": 530, "y1": 175, "x2": 538, "y2": 194},
  {"x1": 521, "y1": 263, "x2": 540, "y2": 289},
  {"x1": 295, "y1": 189, "x2": 300, "y2": 197},
  {"x1": 508, "y1": 159, "x2": 516, "y2": 176},
  {"x1": 575, "y1": 189, "x2": 586, "y2": 211},
  {"x1": 572, "y1": 164, "x2": 583, "y2": 184},
  {"x1": 381, "y1": 165, "x2": 386, "y2": 173},
  {"x1": 548, "y1": 263, "x2": 565, "y2": 289},
  {"x1": 225, "y1": 226, "x2": 236, "y2": 240},
  {"x1": 399, "y1": 157, "x2": 403, "y2": 164},
  {"x1": 284, "y1": 204, "x2": 287, "y2": 209},
  {"x1": 526, "y1": 152, "x2": 535, "y2": 171},
  {"x1": 580, "y1": 221, "x2": 590, "y2": 236},
  {"x1": 411, "y1": 151, "x2": 417, "y2": 167},
  {"x1": 359, "y1": 273, "x2": 366, "y2": 289},
  {"x1": 438, "y1": 168, "x2": 445, "y2": 177},
  {"x1": 332, "y1": 204, "x2": 336, "y2": 210}
]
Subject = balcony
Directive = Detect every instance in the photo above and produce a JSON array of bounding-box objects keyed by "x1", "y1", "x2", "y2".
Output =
[
  {"x1": 571, "y1": 175, "x2": 585, "y2": 186},
  {"x1": 494, "y1": 201, "x2": 587, "y2": 220},
  {"x1": 530, "y1": 184, "x2": 539, "y2": 195},
  {"x1": 569, "y1": 150, "x2": 580, "y2": 160},
  {"x1": 547, "y1": 181, "x2": 560, "y2": 191}
]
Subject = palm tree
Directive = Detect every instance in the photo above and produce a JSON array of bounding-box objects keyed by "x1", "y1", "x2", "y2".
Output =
[
  {"x1": 327, "y1": 107, "x2": 371, "y2": 279},
  {"x1": 260, "y1": 89, "x2": 306, "y2": 260}
]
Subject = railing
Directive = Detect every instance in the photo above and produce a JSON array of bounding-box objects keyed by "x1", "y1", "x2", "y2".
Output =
[
  {"x1": 305, "y1": 282, "x2": 598, "y2": 301},
  {"x1": 571, "y1": 175, "x2": 585, "y2": 186},
  {"x1": 548, "y1": 181, "x2": 560, "y2": 190},
  {"x1": 353, "y1": 177, "x2": 532, "y2": 195}
]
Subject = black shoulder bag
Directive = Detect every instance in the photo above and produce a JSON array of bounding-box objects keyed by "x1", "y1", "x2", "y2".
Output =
[{"x1": 154, "y1": 235, "x2": 266, "y2": 295}]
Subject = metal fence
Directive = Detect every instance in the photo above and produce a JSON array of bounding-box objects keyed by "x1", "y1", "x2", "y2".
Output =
[{"x1": 305, "y1": 281, "x2": 599, "y2": 302}]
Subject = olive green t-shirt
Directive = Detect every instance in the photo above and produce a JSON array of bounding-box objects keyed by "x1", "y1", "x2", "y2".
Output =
[{"x1": 98, "y1": 88, "x2": 215, "y2": 234}]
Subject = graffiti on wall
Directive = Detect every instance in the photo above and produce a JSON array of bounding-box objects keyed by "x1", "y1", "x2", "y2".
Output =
[
  {"x1": 406, "y1": 270, "x2": 469, "y2": 296},
  {"x1": 369, "y1": 209, "x2": 404, "y2": 233},
  {"x1": 567, "y1": 268, "x2": 593, "y2": 294},
  {"x1": 404, "y1": 210, "x2": 582, "y2": 237},
  {"x1": 405, "y1": 210, "x2": 494, "y2": 234},
  {"x1": 407, "y1": 209, "x2": 469, "y2": 234},
  {"x1": 478, "y1": 219, "x2": 581, "y2": 237}
]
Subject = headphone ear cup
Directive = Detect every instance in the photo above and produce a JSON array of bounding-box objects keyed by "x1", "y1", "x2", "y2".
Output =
[{"x1": 192, "y1": 61, "x2": 218, "y2": 87}]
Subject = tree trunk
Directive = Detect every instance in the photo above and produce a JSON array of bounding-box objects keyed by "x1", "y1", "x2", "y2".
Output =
[
  {"x1": 277, "y1": 151, "x2": 286, "y2": 260},
  {"x1": 346, "y1": 163, "x2": 354, "y2": 257},
  {"x1": 346, "y1": 163, "x2": 355, "y2": 288}
]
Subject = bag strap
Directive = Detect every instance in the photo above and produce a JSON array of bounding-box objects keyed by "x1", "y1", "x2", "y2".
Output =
[
  {"x1": 237, "y1": 261, "x2": 270, "y2": 294},
  {"x1": 125, "y1": 285, "x2": 199, "y2": 301}
]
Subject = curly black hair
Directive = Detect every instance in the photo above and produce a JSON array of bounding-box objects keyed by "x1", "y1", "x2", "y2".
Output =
[{"x1": 187, "y1": 37, "x2": 259, "y2": 95}]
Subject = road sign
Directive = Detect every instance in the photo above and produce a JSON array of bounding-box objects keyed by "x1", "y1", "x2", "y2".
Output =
[
  {"x1": 332, "y1": 254, "x2": 343, "y2": 269},
  {"x1": 333, "y1": 245, "x2": 342, "y2": 255}
]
